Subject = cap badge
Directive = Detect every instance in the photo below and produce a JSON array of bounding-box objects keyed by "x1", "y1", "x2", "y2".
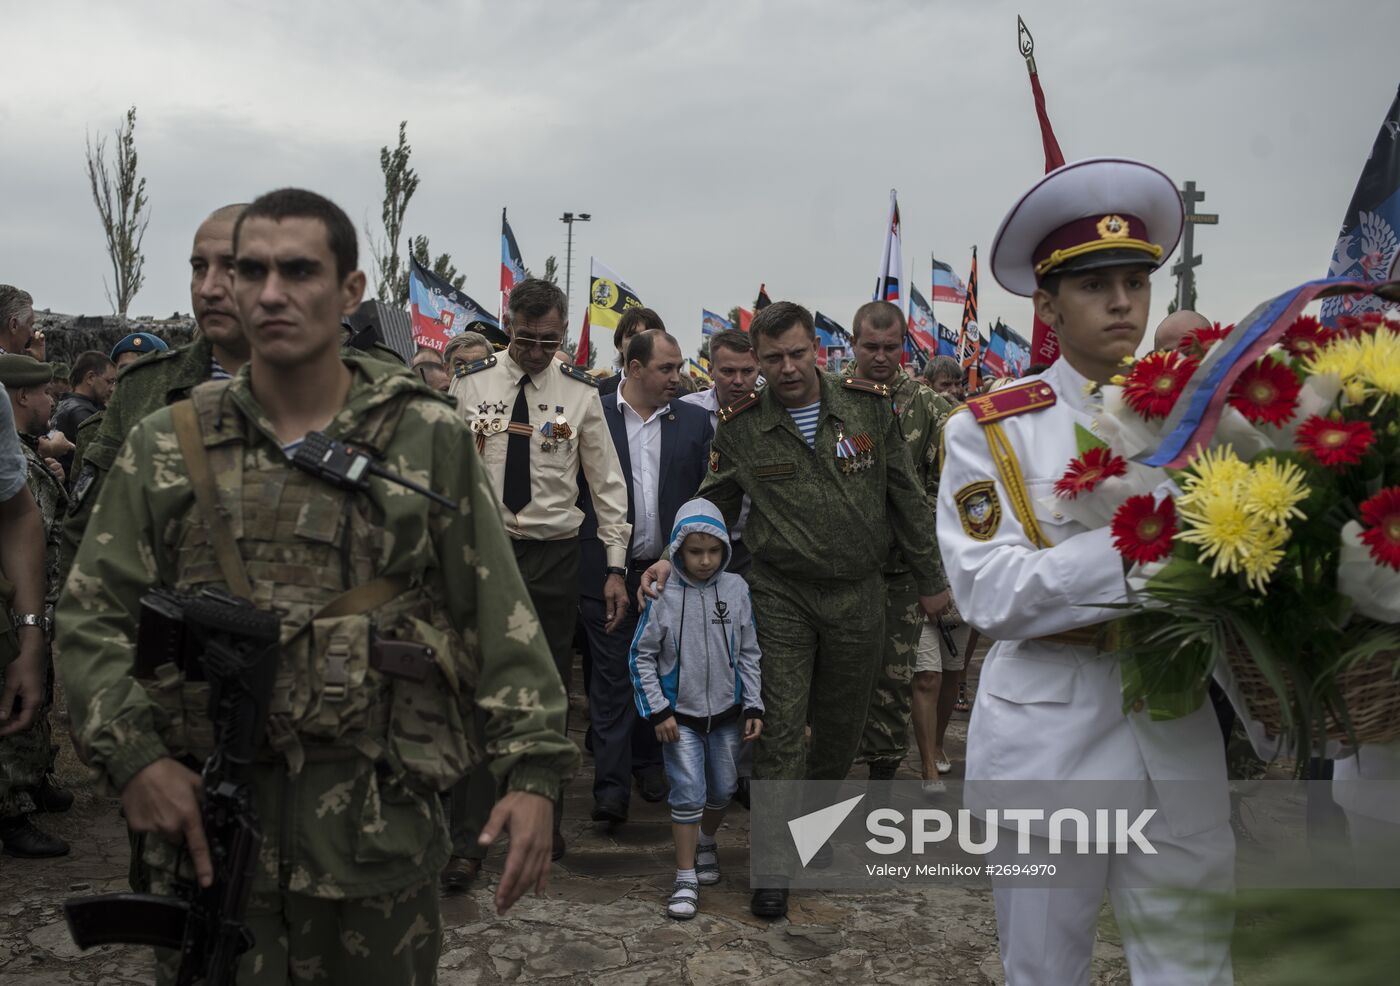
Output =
[{"x1": 1097, "y1": 215, "x2": 1129, "y2": 240}]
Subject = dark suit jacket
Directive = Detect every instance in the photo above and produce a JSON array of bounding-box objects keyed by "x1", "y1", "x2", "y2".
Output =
[
  {"x1": 598, "y1": 373, "x2": 621, "y2": 398},
  {"x1": 577, "y1": 390, "x2": 714, "y2": 600}
]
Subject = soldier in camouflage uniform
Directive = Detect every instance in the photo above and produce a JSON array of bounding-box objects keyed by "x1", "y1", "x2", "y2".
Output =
[
  {"x1": 843, "y1": 302, "x2": 954, "y2": 780},
  {"x1": 57, "y1": 189, "x2": 576, "y2": 984},
  {"x1": 641, "y1": 302, "x2": 944, "y2": 919},
  {"x1": 62, "y1": 204, "x2": 254, "y2": 582},
  {"x1": 0, "y1": 355, "x2": 70, "y2": 856}
]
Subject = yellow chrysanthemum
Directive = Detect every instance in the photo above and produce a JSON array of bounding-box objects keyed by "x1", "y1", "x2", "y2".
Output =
[
  {"x1": 1356, "y1": 326, "x2": 1400, "y2": 397},
  {"x1": 1177, "y1": 446, "x2": 1297, "y2": 593},
  {"x1": 1244, "y1": 458, "x2": 1309, "y2": 525},
  {"x1": 1307, "y1": 326, "x2": 1400, "y2": 405},
  {"x1": 1305, "y1": 335, "x2": 1365, "y2": 382},
  {"x1": 1178, "y1": 445, "x2": 1250, "y2": 500},
  {"x1": 1236, "y1": 521, "x2": 1290, "y2": 593}
]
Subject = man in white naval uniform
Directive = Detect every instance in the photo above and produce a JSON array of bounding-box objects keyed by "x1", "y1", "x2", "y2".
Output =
[{"x1": 937, "y1": 158, "x2": 1233, "y2": 985}]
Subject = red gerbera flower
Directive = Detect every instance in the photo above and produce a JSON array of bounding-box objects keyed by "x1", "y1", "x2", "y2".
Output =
[
  {"x1": 1280, "y1": 315, "x2": 1337, "y2": 358},
  {"x1": 1227, "y1": 358, "x2": 1301, "y2": 427},
  {"x1": 1338, "y1": 311, "x2": 1391, "y2": 337},
  {"x1": 1295, "y1": 415, "x2": 1375, "y2": 467},
  {"x1": 1111, "y1": 495, "x2": 1177, "y2": 564},
  {"x1": 1121, "y1": 351, "x2": 1198, "y2": 419},
  {"x1": 1054, "y1": 446, "x2": 1129, "y2": 499},
  {"x1": 1358, "y1": 487, "x2": 1400, "y2": 571},
  {"x1": 1178, "y1": 322, "x2": 1233, "y2": 356}
]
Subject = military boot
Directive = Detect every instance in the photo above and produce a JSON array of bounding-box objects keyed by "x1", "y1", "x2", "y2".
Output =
[
  {"x1": 32, "y1": 776, "x2": 75, "y2": 814},
  {"x1": 0, "y1": 815, "x2": 70, "y2": 857}
]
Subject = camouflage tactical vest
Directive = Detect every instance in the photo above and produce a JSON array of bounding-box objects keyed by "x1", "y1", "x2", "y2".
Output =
[{"x1": 147, "y1": 381, "x2": 476, "y2": 791}]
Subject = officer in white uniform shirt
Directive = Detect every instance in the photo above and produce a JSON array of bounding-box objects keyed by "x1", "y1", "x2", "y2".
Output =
[
  {"x1": 447, "y1": 277, "x2": 630, "y2": 871},
  {"x1": 937, "y1": 158, "x2": 1233, "y2": 985}
]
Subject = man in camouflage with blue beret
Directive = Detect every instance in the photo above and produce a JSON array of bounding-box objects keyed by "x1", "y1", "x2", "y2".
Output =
[{"x1": 57, "y1": 188, "x2": 576, "y2": 984}]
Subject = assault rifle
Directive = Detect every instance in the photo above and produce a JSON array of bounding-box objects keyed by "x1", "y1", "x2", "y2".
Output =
[{"x1": 64, "y1": 586, "x2": 280, "y2": 986}]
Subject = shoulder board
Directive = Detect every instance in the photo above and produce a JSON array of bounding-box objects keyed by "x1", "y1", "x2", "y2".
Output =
[
  {"x1": 558, "y1": 362, "x2": 599, "y2": 387},
  {"x1": 965, "y1": 380, "x2": 1056, "y2": 424},
  {"x1": 843, "y1": 377, "x2": 892, "y2": 398},
  {"x1": 453, "y1": 354, "x2": 497, "y2": 379},
  {"x1": 717, "y1": 390, "x2": 760, "y2": 423}
]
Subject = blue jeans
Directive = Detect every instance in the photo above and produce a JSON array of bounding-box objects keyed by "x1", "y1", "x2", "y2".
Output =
[{"x1": 663, "y1": 720, "x2": 742, "y2": 825}]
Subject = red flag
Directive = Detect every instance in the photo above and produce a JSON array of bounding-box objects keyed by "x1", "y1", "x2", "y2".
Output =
[
  {"x1": 737, "y1": 307, "x2": 753, "y2": 332},
  {"x1": 575, "y1": 308, "x2": 590, "y2": 367},
  {"x1": 1019, "y1": 17, "x2": 1066, "y2": 366}
]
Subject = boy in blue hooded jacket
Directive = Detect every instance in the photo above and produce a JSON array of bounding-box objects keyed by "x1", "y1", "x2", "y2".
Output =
[{"x1": 630, "y1": 497, "x2": 763, "y2": 919}]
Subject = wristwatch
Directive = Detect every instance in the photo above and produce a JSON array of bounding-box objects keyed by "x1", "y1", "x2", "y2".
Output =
[
  {"x1": 12, "y1": 612, "x2": 50, "y2": 634},
  {"x1": 605, "y1": 566, "x2": 627, "y2": 578}
]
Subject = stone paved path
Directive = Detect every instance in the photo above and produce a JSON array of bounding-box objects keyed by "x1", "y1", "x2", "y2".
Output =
[{"x1": 0, "y1": 655, "x2": 1144, "y2": 984}]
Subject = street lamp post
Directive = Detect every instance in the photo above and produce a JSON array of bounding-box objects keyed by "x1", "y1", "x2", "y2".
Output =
[{"x1": 560, "y1": 211, "x2": 592, "y2": 317}]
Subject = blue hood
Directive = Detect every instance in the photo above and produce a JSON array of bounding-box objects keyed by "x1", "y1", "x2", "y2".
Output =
[{"x1": 668, "y1": 497, "x2": 731, "y2": 585}]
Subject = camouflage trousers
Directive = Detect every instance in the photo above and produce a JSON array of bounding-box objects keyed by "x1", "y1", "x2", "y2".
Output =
[
  {"x1": 857, "y1": 571, "x2": 922, "y2": 769},
  {"x1": 0, "y1": 658, "x2": 56, "y2": 817},
  {"x1": 749, "y1": 566, "x2": 885, "y2": 783},
  {"x1": 154, "y1": 879, "x2": 441, "y2": 985}
]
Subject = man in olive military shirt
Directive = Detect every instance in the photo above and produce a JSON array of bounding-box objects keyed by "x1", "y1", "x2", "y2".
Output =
[
  {"x1": 844, "y1": 302, "x2": 954, "y2": 783},
  {"x1": 61, "y1": 204, "x2": 253, "y2": 579},
  {"x1": 642, "y1": 301, "x2": 945, "y2": 918}
]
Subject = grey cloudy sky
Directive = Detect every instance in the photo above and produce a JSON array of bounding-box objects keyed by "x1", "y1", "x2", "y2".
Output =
[{"x1": 4, "y1": 0, "x2": 1399, "y2": 360}]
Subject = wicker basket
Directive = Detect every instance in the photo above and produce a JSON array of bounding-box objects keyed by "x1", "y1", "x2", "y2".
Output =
[{"x1": 1227, "y1": 646, "x2": 1400, "y2": 746}]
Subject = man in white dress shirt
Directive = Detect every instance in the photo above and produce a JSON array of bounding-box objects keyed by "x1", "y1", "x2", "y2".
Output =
[{"x1": 938, "y1": 158, "x2": 1234, "y2": 985}]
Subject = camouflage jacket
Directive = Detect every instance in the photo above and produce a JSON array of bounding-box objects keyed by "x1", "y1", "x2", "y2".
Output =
[
  {"x1": 56, "y1": 354, "x2": 577, "y2": 899},
  {"x1": 62, "y1": 334, "x2": 217, "y2": 579},
  {"x1": 699, "y1": 372, "x2": 946, "y2": 596},
  {"x1": 19, "y1": 433, "x2": 67, "y2": 609},
  {"x1": 883, "y1": 374, "x2": 953, "y2": 578}
]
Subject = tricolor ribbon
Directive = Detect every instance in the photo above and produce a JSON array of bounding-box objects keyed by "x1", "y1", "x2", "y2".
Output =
[{"x1": 1137, "y1": 278, "x2": 1398, "y2": 469}]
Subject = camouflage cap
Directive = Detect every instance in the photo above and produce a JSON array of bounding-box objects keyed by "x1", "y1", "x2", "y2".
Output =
[{"x1": 0, "y1": 354, "x2": 57, "y2": 388}]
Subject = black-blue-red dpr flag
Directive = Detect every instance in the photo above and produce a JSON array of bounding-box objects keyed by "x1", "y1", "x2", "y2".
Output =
[{"x1": 1321, "y1": 84, "x2": 1400, "y2": 324}]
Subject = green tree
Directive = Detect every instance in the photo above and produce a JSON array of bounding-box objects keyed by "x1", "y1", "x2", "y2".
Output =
[
  {"x1": 85, "y1": 106, "x2": 150, "y2": 319},
  {"x1": 525, "y1": 255, "x2": 560, "y2": 286},
  {"x1": 368, "y1": 121, "x2": 419, "y2": 304}
]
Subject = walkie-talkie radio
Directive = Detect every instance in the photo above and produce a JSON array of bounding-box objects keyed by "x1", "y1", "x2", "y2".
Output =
[{"x1": 290, "y1": 432, "x2": 457, "y2": 509}]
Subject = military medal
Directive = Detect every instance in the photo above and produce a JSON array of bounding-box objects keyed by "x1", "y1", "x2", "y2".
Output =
[
  {"x1": 835, "y1": 431, "x2": 875, "y2": 475},
  {"x1": 539, "y1": 407, "x2": 572, "y2": 453}
]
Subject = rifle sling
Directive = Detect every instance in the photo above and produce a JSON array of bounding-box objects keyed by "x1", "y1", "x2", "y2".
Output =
[{"x1": 171, "y1": 400, "x2": 254, "y2": 600}]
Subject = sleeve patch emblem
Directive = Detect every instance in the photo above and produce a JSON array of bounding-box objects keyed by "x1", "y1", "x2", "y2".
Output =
[
  {"x1": 709, "y1": 449, "x2": 720, "y2": 473},
  {"x1": 955, "y1": 481, "x2": 1001, "y2": 542}
]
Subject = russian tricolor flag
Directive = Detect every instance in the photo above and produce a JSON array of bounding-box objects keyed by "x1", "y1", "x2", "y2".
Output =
[{"x1": 874, "y1": 189, "x2": 902, "y2": 307}]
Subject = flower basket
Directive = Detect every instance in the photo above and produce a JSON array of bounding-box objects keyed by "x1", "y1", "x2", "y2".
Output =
[
  {"x1": 1226, "y1": 645, "x2": 1400, "y2": 747},
  {"x1": 1051, "y1": 279, "x2": 1400, "y2": 765}
]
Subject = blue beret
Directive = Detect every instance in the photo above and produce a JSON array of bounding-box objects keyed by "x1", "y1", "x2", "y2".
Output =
[{"x1": 111, "y1": 332, "x2": 169, "y2": 360}]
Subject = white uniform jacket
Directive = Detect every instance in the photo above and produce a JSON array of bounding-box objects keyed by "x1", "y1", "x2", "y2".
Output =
[{"x1": 937, "y1": 358, "x2": 1228, "y2": 838}]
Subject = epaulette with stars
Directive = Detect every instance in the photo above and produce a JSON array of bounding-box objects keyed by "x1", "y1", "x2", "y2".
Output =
[
  {"x1": 453, "y1": 354, "x2": 497, "y2": 379},
  {"x1": 558, "y1": 362, "x2": 599, "y2": 387},
  {"x1": 965, "y1": 379, "x2": 1056, "y2": 423},
  {"x1": 842, "y1": 377, "x2": 892, "y2": 398},
  {"x1": 717, "y1": 390, "x2": 760, "y2": 423}
]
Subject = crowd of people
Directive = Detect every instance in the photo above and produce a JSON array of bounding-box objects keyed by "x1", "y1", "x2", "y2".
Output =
[{"x1": 0, "y1": 156, "x2": 1323, "y2": 984}]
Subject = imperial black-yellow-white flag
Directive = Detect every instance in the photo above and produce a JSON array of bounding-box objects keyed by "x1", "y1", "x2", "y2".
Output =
[{"x1": 589, "y1": 257, "x2": 643, "y2": 340}]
